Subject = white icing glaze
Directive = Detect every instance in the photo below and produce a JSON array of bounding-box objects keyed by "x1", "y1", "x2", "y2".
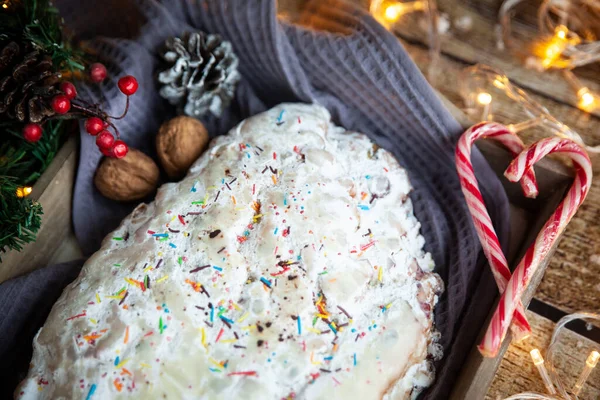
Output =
[{"x1": 17, "y1": 103, "x2": 442, "y2": 400}]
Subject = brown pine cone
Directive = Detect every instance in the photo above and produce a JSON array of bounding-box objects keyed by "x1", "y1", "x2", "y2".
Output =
[{"x1": 0, "y1": 41, "x2": 60, "y2": 123}]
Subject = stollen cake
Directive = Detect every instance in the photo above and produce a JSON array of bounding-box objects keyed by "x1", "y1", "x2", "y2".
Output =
[{"x1": 17, "y1": 103, "x2": 443, "y2": 399}]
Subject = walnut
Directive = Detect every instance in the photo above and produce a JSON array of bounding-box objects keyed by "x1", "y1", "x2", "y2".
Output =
[
  {"x1": 94, "y1": 149, "x2": 160, "y2": 201},
  {"x1": 156, "y1": 116, "x2": 209, "y2": 179}
]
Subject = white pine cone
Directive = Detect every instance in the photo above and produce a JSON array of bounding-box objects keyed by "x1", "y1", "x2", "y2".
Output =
[{"x1": 158, "y1": 32, "x2": 240, "y2": 118}]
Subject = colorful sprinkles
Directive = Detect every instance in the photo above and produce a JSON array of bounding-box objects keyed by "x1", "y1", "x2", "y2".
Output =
[{"x1": 23, "y1": 106, "x2": 438, "y2": 398}]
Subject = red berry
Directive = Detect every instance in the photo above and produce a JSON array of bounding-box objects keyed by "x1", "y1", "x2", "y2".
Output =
[
  {"x1": 90, "y1": 63, "x2": 107, "y2": 83},
  {"x1": 51, "y1": 95, "x2": 71, "y2": 114},
  {"x1": 117, "y1": 75, "x2": 138, "y2": 96},
  {"x1": 112, "y1": 140, "x2": 129, "y2": 158},
  {"x1": 23, "y1": 123, "x2": 43, "y2": 143},
  {"x1": 59, "y1": 82, "x2": 77, "y2": 99},
  {"x1": 100, "y1": 146, "x2": 113, "y2": 157},
  {"x1": 85, "y1": 117, "x2": 104, "y2": 136},
  {"x1": 96, "y1": 130, "x2": 115, "y2": 149}
]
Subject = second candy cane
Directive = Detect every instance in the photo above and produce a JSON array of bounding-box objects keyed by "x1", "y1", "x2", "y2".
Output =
[{"x1": 478, "y1": 137, "x2": 592, "y2": 357}]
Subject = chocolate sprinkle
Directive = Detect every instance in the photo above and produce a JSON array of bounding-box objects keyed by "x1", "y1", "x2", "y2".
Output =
[
  {"x1": 118, "y1": 291, "x2": 128, "y2": 305},
  {"x1": 209, "y1": 230, "x2": 221, "y2": 238},
  {"x1": 257, "y1": 340, "x2": 264, "y2": 347},
  {"x1": 168, "y1": 228, "x2": 180, "y2": 233},
  {"x1": 337, "y1": 305, "x2": 353, "y2": 319},
  {"x1": 319, "y1": 369, "x2": 331, "y2": 373},
  {"x1": 195, "y1": 306, "x2": 205, "y2": 310},
  {"x1": 214, "y1": 191, "x2": 221, "y2": 201},
  {"x1": 262, "y1": 166, "x2": 268, "y2": 174},
  {"x1": 190, "y1": 265, "x2": 211, "y2": 273},
  {"x1": 187, "y1": 211, "x2": 202, "y2": 215},
  {"x1": 229, "y1": 177, "x2": 237, "y2": 185},
  {"x1": 155, "y1": 259, "x2": 163, "y2": 269},
  {"x1": 217, "y1": 247, "x2": 226, "y2": 254},
  {"x1": 234, "y1": 345, "x2": 246, "y2": 349}
]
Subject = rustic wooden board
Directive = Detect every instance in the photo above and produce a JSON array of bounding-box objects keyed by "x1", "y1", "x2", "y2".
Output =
[
  {"x1": 0, "y1": 135, "x2": 82, "y2": 283},
  {"x1": 487, "y1": 311, "x2": 600, "y2": 399},
  {"x1": 391, "y1": 0, "x2": 600, "y2": 119}
]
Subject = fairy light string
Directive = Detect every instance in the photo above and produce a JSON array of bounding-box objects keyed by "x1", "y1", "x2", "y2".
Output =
[
  {"x1": 503, "y1": 313, "x2": 600, "y2": 400},
  {"x1": 458, "y1": 64, "x2": 600, "y2": 153},
  {"x1": 499, "y1": 0, "x2": 600, "y2": 113}
]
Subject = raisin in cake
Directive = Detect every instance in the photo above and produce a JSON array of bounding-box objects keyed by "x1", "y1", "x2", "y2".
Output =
[{"x1": 17, "y1": 104, "x2": 443, "y2": 400}]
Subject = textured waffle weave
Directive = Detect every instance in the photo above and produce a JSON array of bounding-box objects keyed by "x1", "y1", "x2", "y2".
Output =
[{"x1": 0, "y1": 0, "x2": 510, "y2": 397}]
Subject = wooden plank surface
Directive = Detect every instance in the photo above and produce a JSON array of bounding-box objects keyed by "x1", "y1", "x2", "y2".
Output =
[{"x1": 487, "y1": 311, "x2": 600, "y2": 399}]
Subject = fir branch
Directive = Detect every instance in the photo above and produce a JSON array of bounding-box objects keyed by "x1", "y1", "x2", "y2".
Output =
[{"x1": 0, "y1": 176, "x2": 43, "y2": 261}]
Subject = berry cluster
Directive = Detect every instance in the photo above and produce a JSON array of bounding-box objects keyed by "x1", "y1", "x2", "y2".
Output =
[{"x1": 22, "y1": 63, "x2": 138, "y2": 159}]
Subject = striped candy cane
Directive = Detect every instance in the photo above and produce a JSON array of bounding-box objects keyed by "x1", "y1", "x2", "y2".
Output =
[
  {"x1": 479, "y1": 137, "x2": 592, "y2": 357},
  {"x1": 456, "y1": 122, "x2": 537, "y2": 340}
]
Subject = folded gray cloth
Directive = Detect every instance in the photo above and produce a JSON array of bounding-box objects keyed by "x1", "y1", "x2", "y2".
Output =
[{"x1": 0, "y1": 0, "x2": 510, "y2": 398}]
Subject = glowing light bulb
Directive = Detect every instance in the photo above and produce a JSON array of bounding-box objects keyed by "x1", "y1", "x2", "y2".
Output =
[
  {"x1": 573, "y1": 350, "x2": 600, "y2": 395},
  {"x1": 577, "y1": 88, "x2": 596, "y2": 111},
  {"x1": 493, "y1": 78, "x2": 505, "y2": 89},
  {"x1": 587, "y1": 351, "x2": 600, "y2": 367},
  {"x1": 556, "y1": 25, "x2": 568, "y2": 40},
  {"x1": 477, "y1": 92, "x2": 492, "y2": 105},
  {"x1": 381, "y1": 1, "x2": 425, "y2": 23},
  {"x1": 530, "y1": 349, "x2": 557, "y2": 394},
  {"x1": 2, "y1": 3, "x2": 8, "y2": 9},
  {"x1": 530, "y1": 349, "x2": 544, "y2": 366},
  {"x1": 16, "y1": 186, "x2": 33, "y2": 198},
  {"x1": 545, "y1": 43, "x2": 563, "y2": 60},
  {"x1": 384, "y1": 4, "x2": 404, "y2": 21}
]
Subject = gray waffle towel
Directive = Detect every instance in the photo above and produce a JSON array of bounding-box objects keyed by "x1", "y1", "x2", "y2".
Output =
[{"x1": 0, "y1": 0, "x2": 509, "y2": 398}]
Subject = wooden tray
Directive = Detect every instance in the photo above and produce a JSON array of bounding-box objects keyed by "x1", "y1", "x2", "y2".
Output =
[{"x1": 0, "y1": 135, "x2": 82, "y2": 283}]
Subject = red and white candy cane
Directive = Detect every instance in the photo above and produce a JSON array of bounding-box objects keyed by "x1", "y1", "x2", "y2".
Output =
[
  {"x1": 456, "y1": 122, "x2": 537, "y2": 340},
  {"x1": 479, "y1": 137, "x2": 592, "y2": 357}
]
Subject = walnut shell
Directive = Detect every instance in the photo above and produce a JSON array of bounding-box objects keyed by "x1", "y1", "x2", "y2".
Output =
[
  {"x1": 156, "y1": 116, "x2": 209, "y2": 179},
  {"x1": 94, "y1": 149, "x2": 160, "y2": 201}
]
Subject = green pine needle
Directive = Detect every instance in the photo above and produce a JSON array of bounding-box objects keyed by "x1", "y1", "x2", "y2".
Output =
[{"x1": 0, "y1": 0, "x2": 80, "y2": 260}]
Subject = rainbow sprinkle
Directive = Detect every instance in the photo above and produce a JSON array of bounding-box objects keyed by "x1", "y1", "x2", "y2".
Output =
[
  {"x1": 276, "y1": 110, "x2": 285, "y2": 122},
  {"x1": 353, "y1": 353, "x2": 357, "y2": 366},
  {"x1": 159, "y1": 317, "x2": 164, "y2": 334},
  {"x1": 260, "y1": 277, "x2": 272, "y2": 288},
  {"x1": 85, "y1": 384, "x2": 97, "y2": 400},
  {"x1": 297, "y1": 316, "x2": 302, "y2": 335}
]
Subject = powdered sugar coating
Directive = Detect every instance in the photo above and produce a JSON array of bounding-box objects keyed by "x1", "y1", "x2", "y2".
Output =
[{"x1": 18, "y1": 104, "x2": 442, "y2": 400}]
